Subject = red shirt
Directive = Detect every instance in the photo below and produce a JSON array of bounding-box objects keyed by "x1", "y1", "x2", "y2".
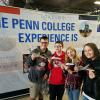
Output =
[{"x1": 48, "y1": 51, "x2": 65, "y2": 85}]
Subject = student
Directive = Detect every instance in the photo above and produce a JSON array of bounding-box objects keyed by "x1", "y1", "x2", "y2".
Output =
[
  {"x1": 64, "y1": 47, "x2": 83, "y2": 100},
  {"x1": 48, "y1": 41, "x2": 65, "y2": 100},
  {"x1": 82, "y1": 43, "x2": 100, "y2": 100},
  {"x1": 27, "y1": 36, "x2": 52, "y2": 100}
]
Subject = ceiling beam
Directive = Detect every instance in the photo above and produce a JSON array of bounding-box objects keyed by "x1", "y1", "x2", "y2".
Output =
[{"x1": 69, "y1": 0, "x2": 95, "y2": 7}]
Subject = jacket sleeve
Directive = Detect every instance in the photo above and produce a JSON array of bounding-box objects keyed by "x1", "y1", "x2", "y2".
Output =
[
  {"x1": 45, "y1": 51, "x2": 52, "y2": 75},
  {"x1": 26, "y1": 49, "x2": 37, "y2": 67},
  {"x1": 94, "y1": 61, "x2": 100, "y2": 78},
  {"x1": 48, "y1": 62, "x2": 53, "y2": 70}
]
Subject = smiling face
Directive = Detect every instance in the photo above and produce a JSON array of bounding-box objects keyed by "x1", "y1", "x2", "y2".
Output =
[
  {"x1": 67, "y1": 49, "x2": 76, "y2": 59},
  {"x1": 54, "y1": 43, "x2": 63, "y2": 52},
  {"x1": 84, "y1": 45, "x2": 95, "y2": 59}
]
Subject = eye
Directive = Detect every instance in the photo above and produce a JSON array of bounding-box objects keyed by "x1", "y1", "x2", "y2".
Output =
[
  {"x1": 55, "y1": 45, "x2": 62, "y2": 48},
  {"x1": 67, "y1": 52, "x2": 70, "y2": 55}
]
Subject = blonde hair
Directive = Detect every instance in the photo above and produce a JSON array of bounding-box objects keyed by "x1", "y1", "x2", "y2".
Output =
[{"x1": 66, "y1": 47, "x2": 80, "y2": 63}]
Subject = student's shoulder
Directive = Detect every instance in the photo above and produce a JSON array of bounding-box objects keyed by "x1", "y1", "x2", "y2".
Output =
[
  {"x1": 46, "y1": 49, "x2": 52, "y2": 57},
  {"x1": 47, "y1": 49, "x2": 52, "y2": 53}
]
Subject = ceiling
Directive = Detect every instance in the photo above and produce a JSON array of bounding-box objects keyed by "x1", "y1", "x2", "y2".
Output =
[{"x1": 7, "y1": 0, "x2": 100, "y2": 14}]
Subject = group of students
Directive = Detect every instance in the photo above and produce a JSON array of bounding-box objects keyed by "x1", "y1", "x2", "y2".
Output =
[{"x1": 27, "y1": 36, "x2": 100, "y2": 100}]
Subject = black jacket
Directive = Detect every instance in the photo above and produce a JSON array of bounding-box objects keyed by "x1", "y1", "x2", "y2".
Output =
[
  {"x1": 27, "y1": 46, "x2": 52, "y2": 83},
  {"x1": 83, "y1": 57, "x2": 100, "y2": 100}
]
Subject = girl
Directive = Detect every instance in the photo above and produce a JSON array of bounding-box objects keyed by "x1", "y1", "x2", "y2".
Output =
[
  {"x1": 82, "y1": 43, "x2": 100, "y2": 100},
  {"x1": 64, "y1": 47, "x2": 83, "y2": 100},
  {"x1": 48, "y1": 41, "x2": 65, "y2": 100}
]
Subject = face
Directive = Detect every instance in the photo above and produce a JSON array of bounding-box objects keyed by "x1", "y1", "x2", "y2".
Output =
[
  {"x1": 67, "y1": 49, "x2": 76, "y2": 59},
  {"x1": 40, "y1": 39, "x2": 48, "y2": 50},
  {"x1": 84, "y1": 46, "x2": 95, "y2": 59},
  {"x1": 54, "y1": 43, "x2": 63, "y2": 52}
]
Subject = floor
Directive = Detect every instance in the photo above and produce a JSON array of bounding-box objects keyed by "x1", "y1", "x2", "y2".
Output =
[
  {"x1": 6, "y1": 93, "x2": 82, "y2": 100},
  {"x1": 6, "y1": 94, "x2": 68, "y2": 100}
]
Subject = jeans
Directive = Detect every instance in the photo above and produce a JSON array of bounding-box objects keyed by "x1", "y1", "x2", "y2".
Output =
[{"x1": 66, "y1": 88, "x2": 80, "y2": 100}]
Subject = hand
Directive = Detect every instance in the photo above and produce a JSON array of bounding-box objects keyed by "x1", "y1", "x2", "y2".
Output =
[
  {"x1": 60, "y1": 63, "x2": 67, "y2": 70},
  {"x1": 74, "y1": 66, "x2": 79, "y2": 72},
  {"x1": 31, "y1": 53, "x2": 36, "y2": 60},
  {"x1": 88, "y1": 69, "x2": 95, "y2": 79},
  {"x1": 61, "y1": 63, "x2": 69, "y2": 70},
  {"x1": 31, "y1": 52, "x2": 41, "y2": 60},
  {"x1": 43, "y1": 74, "x2": 48, "y2": 80},
  {"x1": 64, "y1": 65, "x2": 69, "y2": 70},
  {"x1": 68, "y1": 69, "x2": 73, "y2": 74},
  {"x1": 48, "y1": 58, "x2": 52, "y2": 63},
  {"x1": 60, "y1": 63, "x2": 65, "y2": 70}
]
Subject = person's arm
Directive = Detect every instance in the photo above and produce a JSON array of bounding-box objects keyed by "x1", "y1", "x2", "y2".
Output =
[
  {"x1": 93, "y1": 61, "x2": 100, "y2": 78},
  {"x1": 62, "y1": 64, "x2": 73, "y2": 74},
  {"x1": 87, "y1": 58, "x2": 100, "y2": 79},
  {"x1": 43, "y1": 51, "x2": 52, "y2": 80},
  {"x1": 48, "y1": 58, "x2": 53, "y2": 70},
  {"x1": 43, "y1": 61, "x2": 52, "y2": 80},
  {"x1": 26, "y1": 49, "x2": 38, "y2": 67}
]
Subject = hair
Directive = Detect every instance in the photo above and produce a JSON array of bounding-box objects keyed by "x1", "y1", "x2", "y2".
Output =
[
  {"x1": 55, "y1": 41, "x2": 64, "y2": 48},
  {"x1": 66, "y1": 47, "x2": 80, "y2": 63},
  {"x1": 83, "y1": 43, "x2": 100, "y2": 59},
  {"x1": 40, "y1": 36, "x2": 48, "y2": 41}
]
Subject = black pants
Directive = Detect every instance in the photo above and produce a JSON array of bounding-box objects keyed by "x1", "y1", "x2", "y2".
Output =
[
  {"x1": 49, "y1": 84, "x2": 65, "y2": 100},
  {"x1": 95, "y1": 78, "x2": 100, "y2": 100}
]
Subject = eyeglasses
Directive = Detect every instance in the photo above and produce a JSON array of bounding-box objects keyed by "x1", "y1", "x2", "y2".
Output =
[
  {"x1": 41, "y1": 42, "x2": 48, "y2": 44},
  {"x1": 54, "y1": 45, "x2": 62, "y2": 48}
]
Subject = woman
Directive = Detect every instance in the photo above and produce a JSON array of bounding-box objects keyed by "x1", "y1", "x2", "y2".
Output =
[
  {"x1": 64, "y1": 47, "x2": 83, "y2": 100},
  {"x1": 82, "y1": 43, "x2": 100, "y2": 100}
]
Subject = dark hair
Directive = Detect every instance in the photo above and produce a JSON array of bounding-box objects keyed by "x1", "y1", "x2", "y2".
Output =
[
  {"x1": 40, "y1": 36, "x2": 48, "y2": 41},
  {"x1": 81, "y1": 50, "x2": 87, "y2": 63},
  {"x1": 55, "y1": 41, "x2": 63, "y2": 47},
  {"x1": 83, "y1": 43, "x2": 100, "y2": 58}
]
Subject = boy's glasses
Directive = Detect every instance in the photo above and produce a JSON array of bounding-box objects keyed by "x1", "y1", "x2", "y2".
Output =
[
  {"x1": 41, "y1": 42, "x2": 48, "y2": 44},
  {"x1": 54, "y1": 45, "x2": 62, "y2": 48}
]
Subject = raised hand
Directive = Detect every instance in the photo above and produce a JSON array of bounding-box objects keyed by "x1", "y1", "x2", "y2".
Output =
[
  {"x1": 88, "y1": 69, "x2": 95, "y2": 79},
  {"x1": 74, "y1": 66, "x2": 79, "y2": 72},
  {"x1": 31, "y1": 53, "x2": 37, "y2": 60}
]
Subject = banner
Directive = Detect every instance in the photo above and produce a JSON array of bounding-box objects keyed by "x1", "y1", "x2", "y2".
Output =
[{"x1": 0, "y1": 6, "x2": 100, "y2": 94}]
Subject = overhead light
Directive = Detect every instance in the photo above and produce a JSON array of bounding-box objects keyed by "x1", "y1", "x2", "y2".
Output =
[{"x1": 94, "y1": 1, "x2": 100, "y2": 5}]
